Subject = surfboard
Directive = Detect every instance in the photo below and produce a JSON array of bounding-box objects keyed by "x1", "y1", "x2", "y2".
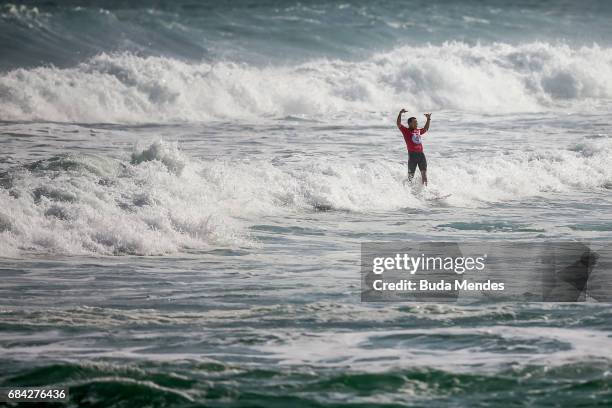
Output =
[
  {"x1": 422, "y1": 186, "x2": 451, "y2": 200},
  {"x1": 426, "y1": 193, "x2": 452, "y2": 201},
  {"x1": 404, "y1": 181, "x2": 451, "y2": 201}
]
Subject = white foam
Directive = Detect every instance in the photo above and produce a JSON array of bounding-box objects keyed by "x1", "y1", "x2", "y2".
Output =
[
  {"x1": 0, "y1": 138, "x2": 610, "y2": 256},
  {"x1": 0, "y1": 141, "x2": 252, "y2": 256},
  {"x1": 430, "y1": 143, "x2": 612, "y2": 206},
  {"x1": 1, "y1": 42, "x2": 612, "y2": 123},
  {"x1": 254, "y1": 325, "x2": 612, "y2": 373}
]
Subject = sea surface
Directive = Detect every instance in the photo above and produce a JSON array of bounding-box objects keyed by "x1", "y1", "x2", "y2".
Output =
[{"x1": 1, "y1": 0, "x2": 612, "y2": 406}]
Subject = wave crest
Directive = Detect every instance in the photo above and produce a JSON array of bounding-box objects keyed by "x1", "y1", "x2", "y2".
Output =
[
  {"x1": 1, "y1": 42, "x2": 612, "y2": 123},
  {"x1": 1, "y1": 137, "x2": 611, "y2": 256}
]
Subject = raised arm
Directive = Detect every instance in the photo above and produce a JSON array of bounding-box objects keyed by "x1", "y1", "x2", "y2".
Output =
[
  {"x1": 422, "y1": 113, "x2": 431, "y2": 133},
  {"x1": 396, "y1": 109, "x2": 407, "y2": 129}
]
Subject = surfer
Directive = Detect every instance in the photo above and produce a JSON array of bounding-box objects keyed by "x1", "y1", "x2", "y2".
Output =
[{"x1": 396, "y1": 110, "x2": 431, "y2": 185}]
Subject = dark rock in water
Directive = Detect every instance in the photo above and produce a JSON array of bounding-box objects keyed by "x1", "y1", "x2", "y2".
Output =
[{"x1": 313, "y1": 203, "x2": 333, "y2": 212}]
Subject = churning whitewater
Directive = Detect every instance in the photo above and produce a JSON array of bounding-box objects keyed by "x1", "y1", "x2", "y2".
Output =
[
  {"x1": 2, "y1": 1, "x2": 612, "y2": 407},
  {"x1": 2, "y1": 43, "x2": 612, "y2": 123},
  {"x1": 1, "y1": 136, "x2": 610, "y2": 256}
]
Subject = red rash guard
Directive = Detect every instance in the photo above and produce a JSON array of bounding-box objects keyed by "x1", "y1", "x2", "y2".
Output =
[{"x1": 399, "y1": 125, "x2": 427, "y2": 152}]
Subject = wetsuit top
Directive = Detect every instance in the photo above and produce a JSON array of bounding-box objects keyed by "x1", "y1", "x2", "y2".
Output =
[{"x1": 399, "y1": 125, "x2": 427, "y2": 153}]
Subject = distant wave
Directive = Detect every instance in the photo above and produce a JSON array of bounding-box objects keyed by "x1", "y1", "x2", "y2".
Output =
[
  {"x1": 3, "y1": 0, "x2": 612, "y2": 71},
  {"x1": 1, "y1": 138, "x2": 610, "y2": 256},
  {"x1": 1, "y1": 42, "x2": 611, "y2": 123}
]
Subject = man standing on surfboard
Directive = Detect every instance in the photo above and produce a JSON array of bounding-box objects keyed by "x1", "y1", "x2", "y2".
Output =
[{"x1": 396, "y1": 109, "x2": 431, "y2": 185}]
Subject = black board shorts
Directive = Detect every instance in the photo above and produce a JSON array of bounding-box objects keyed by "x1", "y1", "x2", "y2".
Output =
[{"x1": 408, "y1": 151, "x2": 427, "y2": 172}]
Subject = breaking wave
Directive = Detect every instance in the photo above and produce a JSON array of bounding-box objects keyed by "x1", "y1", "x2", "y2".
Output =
[
  {"x1": 1, "y1": 42, "x2": 612, "y2": 123},
  {"x1": 0, "y1": 138, "x2": 610, "y2": 256}
]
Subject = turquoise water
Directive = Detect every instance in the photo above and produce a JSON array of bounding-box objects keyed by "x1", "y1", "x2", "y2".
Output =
[
  {"x1": 2, "y1": 0, "x2": 612, "y2": 406},
  {"x1": 1, "y1": 117, "x2": 611, "y2": 406},
  {"x1": 2, "y1": 253, "x2": 612, "y2": 406}
]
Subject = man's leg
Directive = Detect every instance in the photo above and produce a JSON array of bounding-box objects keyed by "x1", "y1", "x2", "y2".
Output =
[
  {"x1": 420, "y1": 170, "x2": 427, "y2": 186},
  {"x1": 407, "y1": 153, "x2": 417, "y2": 182},
  {"x1": 419, "y1": 153, "x2": 428, "y2": 186}
]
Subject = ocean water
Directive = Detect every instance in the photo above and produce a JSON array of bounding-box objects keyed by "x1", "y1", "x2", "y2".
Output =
[{"x1": 1, "y1": 0, "x2": 612, "y2": 406}]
